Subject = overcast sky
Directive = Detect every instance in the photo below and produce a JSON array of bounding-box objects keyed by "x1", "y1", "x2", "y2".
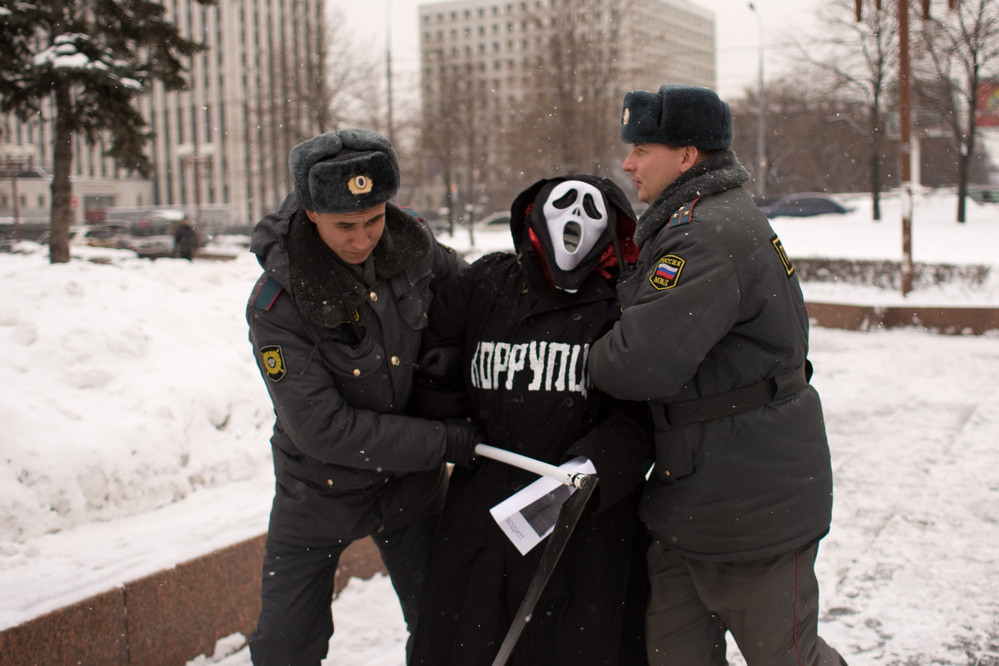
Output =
[{"x1": 329, "y1": 0, "x2": 824, "y2": 101}]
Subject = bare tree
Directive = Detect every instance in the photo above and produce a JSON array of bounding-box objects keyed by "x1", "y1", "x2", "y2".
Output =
[
  {"x1": 729, "y1": 78, "x2": 902, "y2": 197},
  {"x1": 792, "y1": 0, "x2": 897, "y2": 220},
  {"x1": 323, "y1": 10, "x2": 383, "y2": 131},
  {"x1": 916, "y1": 0, "x2": 999, "y2": 222},
  {"x1": 512, "y1": 0, "x2": 629, "y2": 181},
  {"x1": 417, "y1": 0, "x2": 636, "y2": 219},
  {"x1": 420, "y1": 55, "x2": 492, "y2": 236},
  {"x1": 251, "y1": 6, "x2": 381, "y2": 204}
]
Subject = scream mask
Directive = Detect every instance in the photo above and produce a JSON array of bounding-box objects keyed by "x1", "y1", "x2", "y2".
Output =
[{"x1": 530, "y1": 179, "x2": 617, "y2": 292}]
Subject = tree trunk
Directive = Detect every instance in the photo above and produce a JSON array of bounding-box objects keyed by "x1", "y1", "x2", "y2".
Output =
[
  {"x1": 46, "y1": 0, "x2": 72, "y2": 263},
  {"x1": 869, "y1": 133, "x2": 882, "y2": 222},
  {"x1": 956, "y1": 97, "x2": 976, "y2": 224},
  {"x1": 49, "y1": 80, "x2": 74, "y2": 264},
  {"x1": 956, "y1": 149, "x2": 969, "y2": 223}
]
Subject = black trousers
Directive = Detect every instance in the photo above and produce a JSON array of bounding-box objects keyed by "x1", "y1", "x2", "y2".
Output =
[
  {"x1": 645, "y1": 538, "x2": 848, "y2": 666},
  {"x1": 248, "y1": 513, "x2": 438, "y2": 666}
]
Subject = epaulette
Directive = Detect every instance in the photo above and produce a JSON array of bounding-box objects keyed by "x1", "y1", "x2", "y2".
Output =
[
  {"x1": 399, "y1": 206, "x2": 423, "y2": 221},
  {"x1": 668, "y1": 197, "x2": 700, "y2": 228},
  {"x1": 250, "y1": 275, "x2": 284, "y2": 311}
]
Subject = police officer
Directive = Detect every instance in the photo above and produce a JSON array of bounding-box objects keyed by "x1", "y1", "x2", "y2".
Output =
[
  {"x1": 588, "y1": 86, "x2": 849, "y2": 665},
  {"x1": 246, "y1": 128, "x2": 477, "y2": 665}
]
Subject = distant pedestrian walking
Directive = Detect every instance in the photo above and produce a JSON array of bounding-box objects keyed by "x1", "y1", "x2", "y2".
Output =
[{"x1": 174, "y1": 216, "x2": 197, "y2": 260}]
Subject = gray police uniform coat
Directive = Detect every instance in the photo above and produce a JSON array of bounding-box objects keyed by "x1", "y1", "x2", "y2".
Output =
[
  {"x1": 588, "y1": 151, "x2": 833, "y2": 562},
  {"x1": 247, "y1": 192, "x2": 463, "y2": 547}
]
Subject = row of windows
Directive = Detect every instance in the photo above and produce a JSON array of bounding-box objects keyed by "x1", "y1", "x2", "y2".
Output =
[
  {"x1": 422, "y1": 1, "x2": 550, "y2": 24},
  {"x1": 421, "y1": 9, "x2": 617, "y2": 41},
  {"x1": 0, "y1": 194, "x2": 44, "y2": 209},
  {"x1": 421, "y1": 31, "x2": 625, "y2": 59},
  {"x1": 420, "y1": 0, "x2": 708, "y2": 28}
]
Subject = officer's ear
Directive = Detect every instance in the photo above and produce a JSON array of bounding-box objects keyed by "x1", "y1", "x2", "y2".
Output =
[{"x1": 679, "y1": 146, "x2": 700, "y2": 174}]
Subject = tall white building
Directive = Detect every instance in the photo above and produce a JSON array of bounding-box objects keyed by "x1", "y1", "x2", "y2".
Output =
[
  {"x1": 417, "y1": 0, "x2": 715, "y2": 212},
  {"x1": 420, "y1": 0, "x2": 714, "y2": 93},
  {"x1": 1, "y1": 0, "x2": 327, "y2": 230}
]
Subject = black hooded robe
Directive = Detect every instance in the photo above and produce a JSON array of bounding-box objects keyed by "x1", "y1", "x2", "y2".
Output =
[{"x1": 410, "y1": 176, "x2": 654, "y2": 666}]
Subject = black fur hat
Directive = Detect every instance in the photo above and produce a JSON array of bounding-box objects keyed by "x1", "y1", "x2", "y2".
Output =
[
  {"x1": 620, "y1": 85, "x2": 732, "y2": 151},
  {"x1": 289, "y1": 129, "x2": 399, "y2": 213}
]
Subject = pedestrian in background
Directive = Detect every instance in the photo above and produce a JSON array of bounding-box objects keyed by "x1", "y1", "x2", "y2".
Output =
[
  {"x1": 173, "y1": 215, "x2": 197, "y2": 260},
  {"x1": 245, "y1": 128, "x2": 476, "y2": 666},
  {"x1": 588, "y1": 85, "x2": 849, "y2": 666}
]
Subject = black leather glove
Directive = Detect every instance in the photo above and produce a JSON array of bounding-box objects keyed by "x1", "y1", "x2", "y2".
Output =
[
  {"x1": 417, "y1": 345, "x2": 462, "y2": 381},
  {"x1": 443, "y1": 419, "x2": 480, "y2": 468}
]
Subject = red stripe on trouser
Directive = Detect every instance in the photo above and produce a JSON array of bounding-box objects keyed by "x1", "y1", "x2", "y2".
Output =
[{"x1": 793, "y1": 549, "x2": 803, "y2": 665}]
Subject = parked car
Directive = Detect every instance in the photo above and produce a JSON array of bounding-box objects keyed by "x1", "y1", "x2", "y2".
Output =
[
  {"x1": 968, "y1": 186, "x2": 999, "y2": 204},
  {"x1": 474, "y1": 211, "x2": 511, "y2": 229},
  {"x1": 761, "y1": 193, "x2": 851, "y2": 218},
  {"x1": 119, "y1": 234, "x2": 176, "y2": 259},
  {"x1": 119, "y1": 211, "x2": 191, "y2": 258},
  {"x1": 38, "y1": 223, "x2": 131, "y2": 248}
]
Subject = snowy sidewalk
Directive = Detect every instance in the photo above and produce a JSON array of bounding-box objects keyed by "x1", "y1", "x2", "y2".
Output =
[
  {"x1": 194, "y1": 326, "x2": 999, "y2": 666},
  {"x1": 2, "y1": 329, "x2": 999, "y2": 665},
  {"x1": 806, "y1": 328, "x2": 999, "y2": 662}
]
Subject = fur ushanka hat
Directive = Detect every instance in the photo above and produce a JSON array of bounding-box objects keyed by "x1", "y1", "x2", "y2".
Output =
[
  {"x1": 620, "y1": 84, "x2": 733, "y2": 151},
  {"x1": 289, "y1": 128, "x2": 399, "y2": 213}
]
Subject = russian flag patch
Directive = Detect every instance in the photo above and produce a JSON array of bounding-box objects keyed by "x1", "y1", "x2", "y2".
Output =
[{"x1": 649, "y1": 254, "x2": 684, "y2": 290}]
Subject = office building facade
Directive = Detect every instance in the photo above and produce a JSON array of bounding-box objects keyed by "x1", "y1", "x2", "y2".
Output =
[
  {"x1": 1, "y1": 0, "x2": 327, "y2": 230},
  {"x1": 417, "y1": 0, "x2": 715, "y2": 214}
]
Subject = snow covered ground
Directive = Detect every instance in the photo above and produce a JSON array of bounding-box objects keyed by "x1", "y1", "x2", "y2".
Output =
[{"x1": 1, "y1": 189, "x2": 998, "y2": 665}]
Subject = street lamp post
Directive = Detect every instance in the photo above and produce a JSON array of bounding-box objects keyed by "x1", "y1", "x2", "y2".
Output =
[
  {"x1": 385, "y1": 0, "x2": 394, "y2": 145},
  {"x1": 177, "y1": 143, "x2": 215, "y2": 233},
  {"x1": 748, "y1": 2, "x2": 766, "y2": 202},
  {"x1": 896, "y1": 0, "x2": 914, "y2": 296}
]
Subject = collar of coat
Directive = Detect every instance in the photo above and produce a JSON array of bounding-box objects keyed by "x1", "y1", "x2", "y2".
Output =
[
  {"x1": 286, "y1": 204, "x2": 433, "y2": 329},
  {"x1": 635, "y1": 149, "x2": 751, "y2": 247}
]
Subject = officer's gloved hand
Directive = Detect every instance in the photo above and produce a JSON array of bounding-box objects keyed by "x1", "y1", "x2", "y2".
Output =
[
  {"x1": 417, "y1": 345, "x2": 462, "y2": 382},
  {"x1": 442, "y1": 419, "x2": 481, "y2": 468}
]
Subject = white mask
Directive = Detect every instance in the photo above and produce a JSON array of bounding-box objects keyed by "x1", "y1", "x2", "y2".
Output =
[{"x1": 541, "y1": 180, "x2": 610, "y2": 272}]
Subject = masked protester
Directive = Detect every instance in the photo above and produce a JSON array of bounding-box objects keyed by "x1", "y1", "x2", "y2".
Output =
[
  {"x1": 245, "y1": 128, "x2": 474, "y2": 666},
  {"x1": 409, "y1": 175, "x2": 654, "y2": 666},
  {"x1": 588, "y1": 85, "x2": 849, "y2": 665}
]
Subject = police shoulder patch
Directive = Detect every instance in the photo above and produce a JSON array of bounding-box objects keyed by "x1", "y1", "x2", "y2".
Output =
[
  {"x1": 668, "y1": 198, "x2": 700, "y2": 228},
  {"x1": 649, "y1": 254, "x2": 685, "y2": 290},
  {"x1": 771, "y1": 235, "x2": 795, "y2": 277},
  {"x1": 259, "y1": 345, "x2": 287, "y2": 382},
  {"x1": 251, "y1": 276, "x2": 283, "y2": 311}
]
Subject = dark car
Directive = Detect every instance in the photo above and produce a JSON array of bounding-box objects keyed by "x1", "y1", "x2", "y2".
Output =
[
  {"x1": 968, "y1": 186, "x2": 999, "y2": 204},
  {"x1": 762, "y1": 193, "x2": 850, "y2": 218}
]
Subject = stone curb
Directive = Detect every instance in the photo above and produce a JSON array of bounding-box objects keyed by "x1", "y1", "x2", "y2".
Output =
[
  {"x1": 806, "y1": 301, "x2": 999, "y2": 335},
  {"x1": 0, "y1": 535, "x2": 386, "y2": 666}
]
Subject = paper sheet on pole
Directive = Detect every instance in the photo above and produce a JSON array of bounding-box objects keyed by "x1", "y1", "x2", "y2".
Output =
[{"x1": 489, "y1": 457, "x2": 595, "y2": 555}]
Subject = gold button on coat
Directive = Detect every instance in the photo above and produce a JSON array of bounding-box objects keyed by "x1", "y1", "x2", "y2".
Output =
[
  {"x1": 352, "y1": 369, "x2": 361, "y2": 377},
  {"x1": 390, "y1": 356, "x2": 400, "y2": 366},
  {"x1": 369, "y1": 291, "x2": 378, "y2": 302}
]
